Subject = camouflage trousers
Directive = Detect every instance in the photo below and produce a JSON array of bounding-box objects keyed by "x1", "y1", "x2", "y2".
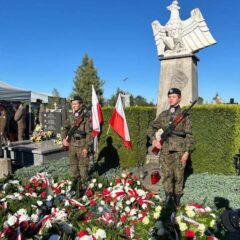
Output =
[
  {"x1": 68, "y1": 145, "x2": 89, "y2": 180},
  {"x1": 160, "y1": 151, "x2": 185, "y2": 195}
]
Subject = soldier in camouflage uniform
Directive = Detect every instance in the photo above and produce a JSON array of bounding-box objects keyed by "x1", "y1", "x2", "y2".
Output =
[
  {"x1": 148, "y1": 88, "x2": 193, "y2": 206},
  {"x1": 62, "y1": 96, "x2": 92, "y2": 185}
]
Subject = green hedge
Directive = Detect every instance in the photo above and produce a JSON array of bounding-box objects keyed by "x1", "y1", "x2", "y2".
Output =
[
  {"x1": 98, "y1": 107, "x2": 156, "y2": 168},
  {"x1": 190, "y1": 104, "x2": 240, "y2": 175},
  {"x1": 99, "y1": 105, "x2": 240, "y2": 175}
]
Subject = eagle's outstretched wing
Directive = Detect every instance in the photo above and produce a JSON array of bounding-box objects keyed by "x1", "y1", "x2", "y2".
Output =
[
  {"x1": 181, "y1": 8, "x2": 216, "y2": 53},
  {"x1": 151, "y1": 20, "x2": 167, "y2": 56}
]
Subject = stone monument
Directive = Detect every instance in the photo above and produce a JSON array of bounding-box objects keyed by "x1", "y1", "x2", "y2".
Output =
[{"x1": 152, "y1": 0, "x2": 216, "y2": 115}]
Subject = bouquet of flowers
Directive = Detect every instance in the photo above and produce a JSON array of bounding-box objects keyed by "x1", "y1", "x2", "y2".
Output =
[
  {"x1": 175, "y1": 203, "x2": 218, "y2": 239},
  {"x1": 31, "y1": 124, "x2": 54, "y2": 142}
]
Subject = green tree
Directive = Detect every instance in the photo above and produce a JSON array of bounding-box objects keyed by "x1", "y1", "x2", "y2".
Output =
[{"x1": 72, "y1": 54, "x2": 104, "y2": 106}]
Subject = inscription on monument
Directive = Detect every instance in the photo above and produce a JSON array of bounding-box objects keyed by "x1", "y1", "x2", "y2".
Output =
[{"x1": 43, "y1": 112, "x2": 62, "y2": 134}]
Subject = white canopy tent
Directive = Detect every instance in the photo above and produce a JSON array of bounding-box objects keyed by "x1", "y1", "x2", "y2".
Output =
[{"x1": 0, "y1": 81, "x2": 50, "y2": 103}]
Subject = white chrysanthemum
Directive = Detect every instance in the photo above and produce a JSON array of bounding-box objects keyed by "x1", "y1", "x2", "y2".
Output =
[
  {"x1": 210, "y1": 213, "x2": 216, "y2": 218},
  {"x1": 98, "y1": 206, "x2": 103, "y2": 213},
  {"x1": 37, "y1": 200, "x2": 43, "y2": 206},
  {"x1": 45, "y1": 219, "x2": 52, "y2": 228},
  {"x1": 137, "y1": 189, "x2": 146, "y2": 197},
  {"x1": 7, "y1": 215, "x2": 17, "y2": 226},
  {"x1": 197, "y1": 224, "x2": 206, "y2": 233},
  {"x1": 130, "y1": 208, "x2": 137, "y2": 216},
  {"x1": 126, "y1": 200, "x2": 131, "y2": 205},
  {"x1": 47, "y1": 195, "x2": 53, "y2": 201},
  {"x1": 82, "y1": 196, "x2": 88, "y2": 202},
  {"x1": 210, "y1": 219, "x2": 216, "y2": 228},
  {"x1": 89, "y1": 183, "x2": 94, "y2": 188},
  {"x1": 17, "y1": 209, "x2": 27, "y2": 215},
  {"x1": 98, "y1": 183, "x2": 103, "y2": 189},
  {"x1": 32, "y1": 192, "x2": 37, "y2": 198},
  {"x1": 110, "y1": 202, "x2": 115, "y2": 207},
  {"x1": 110, "y1": 182, "x2": 113, "y2": 186},
  {"x1": 142, "y1": 216, "x2": 150, "y2": 225},
  {"x1": 64, "y1": 200, "x2": 70, "y2": 207},
  {"x1": 153, "y1": 211, "x2": 160, "y2": 219},
  {"x1": 19, "y1": 214, "x2": 30, "y2": 223},
  {"x1": 142, "y1": 203, "x2": 147, "y2": 209},
  {"x1": 137, "y1": 181, "x2": 141, "y2": 185},
  {"x1": 155, "y1": 205, "x2": 162, "y2": 213},
  {"x1": 31, "y1": 213, "x2": 39, "y2": 222},
  {"x1": 92, "y1": 179, "x2": 97, "y2": 183},
  {"x1": 61, "y1": 190, "x2": 66, "y2": 194},
  {"x1": 179, "y1": 222, "x2": 188, "y2": 232},
  {"x1": 186, "y1": 210, "x2": 195, "y2": 218},
  {"x1": 138, "y1": 213, "x2": 143, "y2": 219},
  {"x1": 130, "y1": 197, "x2": 135, "y2": 203},
  {"x1": 121, "y1": 173, "x2": 127, "y2": 178},
  {"x1": 94, "y1": 229, "x2": 107, "y2": 239},
  {"x1": 125, "y1": 206, "x2": 130, "y2": 213},
  {"x1": 175, "y1": 216, "x2": 182, "y2": 224},
  {"x1": 205, "y1": 207, "x2": 212, "y2": 212},
  {"x1": 100, "y1": 200, "x2": 105, "y2": 205}
]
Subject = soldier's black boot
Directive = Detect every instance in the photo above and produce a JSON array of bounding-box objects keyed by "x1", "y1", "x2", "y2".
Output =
[
  {"x1": 174, "y1": 194, "x2": 182, "y2": 208},
  {"x1": 164, "y1": 192, "x2": 174, "y2": 206}
]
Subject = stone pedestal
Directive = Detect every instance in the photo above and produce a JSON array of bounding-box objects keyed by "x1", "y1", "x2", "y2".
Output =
[
  {"x1": 0, "y1": 158, "x2": 12, "y2": 178},
  {"x1": 157, "y1": 54, "x2": 199, "y2": 115}
]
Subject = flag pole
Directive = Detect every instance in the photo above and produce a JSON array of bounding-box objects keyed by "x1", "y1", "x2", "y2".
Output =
[{"x1": 106, "y1": 125, "x2": 111, "y2": 135}]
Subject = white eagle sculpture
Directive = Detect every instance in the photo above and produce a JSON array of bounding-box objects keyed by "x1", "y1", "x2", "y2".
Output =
[{"x1": 152, "y1": 0, "x2": 216, "y2": 57}]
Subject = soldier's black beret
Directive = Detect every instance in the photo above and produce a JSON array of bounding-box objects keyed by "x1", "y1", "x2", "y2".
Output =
[
  {"x1": 168, "y1": 88, "x2": 181, "y2": 96},
  {"x1": 70, "y1": 96, "x2": 83, "y2": 103}
]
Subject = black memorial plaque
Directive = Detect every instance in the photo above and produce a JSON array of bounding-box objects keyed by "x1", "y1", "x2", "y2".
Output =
[{"x1": 43, "y1": 112, "x2": 62, "y2": 134}]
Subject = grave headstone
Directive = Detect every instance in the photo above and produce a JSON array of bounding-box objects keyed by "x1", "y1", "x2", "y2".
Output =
[{"x1": 43, "y1": 112, "x2": 62, "y2": 134}]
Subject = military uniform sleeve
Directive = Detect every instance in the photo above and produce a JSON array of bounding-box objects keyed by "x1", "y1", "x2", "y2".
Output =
[
  {"x1": 183, "y1": 116, "x2": 194, "y2": 153},
  {"x1": 84, "y1": 118, "x2": 92, "y2": 149},
  {"x1": 147, "y1": 113, "x2": 162, "y2": 142},
  {"x1": 61, "y1": 118, "x2": 71, "y2": 139}
]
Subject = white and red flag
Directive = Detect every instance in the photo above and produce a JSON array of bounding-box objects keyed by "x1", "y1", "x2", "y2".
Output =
[
  {"x1": 109, "y1": 94, "x2": 132, "y2": 149},
  {"x1": 91, "y1": 85, "x2": 103, "y2": 137}
]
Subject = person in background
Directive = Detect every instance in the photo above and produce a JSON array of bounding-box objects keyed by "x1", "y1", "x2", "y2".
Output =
[{"x1": 14, "y1": 102, "x2": 27, "y2": 141}]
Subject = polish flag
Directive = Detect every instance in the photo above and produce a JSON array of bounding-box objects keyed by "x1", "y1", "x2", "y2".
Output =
[
  {"x1": 92, "y1": 85, "x2": 103, "y2": 137},
  {"x1": 109, "y1": 94, "x2": 132, "y2": 149}
]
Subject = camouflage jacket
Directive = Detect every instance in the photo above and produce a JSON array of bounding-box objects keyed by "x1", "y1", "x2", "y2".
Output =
[
  {"x1": 61, "y1": 107, "x2": 92, "y2": 149},
  {"x1": 147, "y1": 106, "x2": 193, "y2": 154}
]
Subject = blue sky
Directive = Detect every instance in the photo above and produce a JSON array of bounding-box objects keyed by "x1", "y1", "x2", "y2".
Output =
[{"x1": 0, "y1": 0, "x2": 239, "y2": 103}]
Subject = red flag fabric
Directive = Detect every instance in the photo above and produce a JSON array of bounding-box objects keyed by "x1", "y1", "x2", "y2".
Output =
[
  {"x1": 91, "y1": 85, "x2": 103, "y2": 137},
  {"x1": 109, "y1": 94, "x2": 132, "y2": 149}
]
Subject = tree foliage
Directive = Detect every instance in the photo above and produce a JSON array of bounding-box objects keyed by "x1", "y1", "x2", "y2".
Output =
[{"x1": 71, "y1": 54, "x2": 104, "y2": 106}]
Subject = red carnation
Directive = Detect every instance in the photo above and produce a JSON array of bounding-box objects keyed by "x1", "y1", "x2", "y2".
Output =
[
  {"x1": 40, "y1": 191, "x2": 47, "y2": 198},
  {"x1": 125, "y1": 227, "x2": 131, "y2": 236},
  {"x1": 78, "y1": 230, "x2": 88, "y2": 237},
  {"x1": 29, "y1": 188, "x2": 34, "y2": 194},
  {"x1": 185, "y1": 229, "x2": 195, "y2": 238},
  {"x1": 42, "y1": 182, "x2": 48, "y2": 188},
  {"x1": 34, "y1": 182, "x2": 39, "y2": 187},
  {"x1": 121, "y1": 215, "x2": 127, "y2": 222},
  {"x1": 24, "y1": 183, "x2": 30, "y2": 189}
]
